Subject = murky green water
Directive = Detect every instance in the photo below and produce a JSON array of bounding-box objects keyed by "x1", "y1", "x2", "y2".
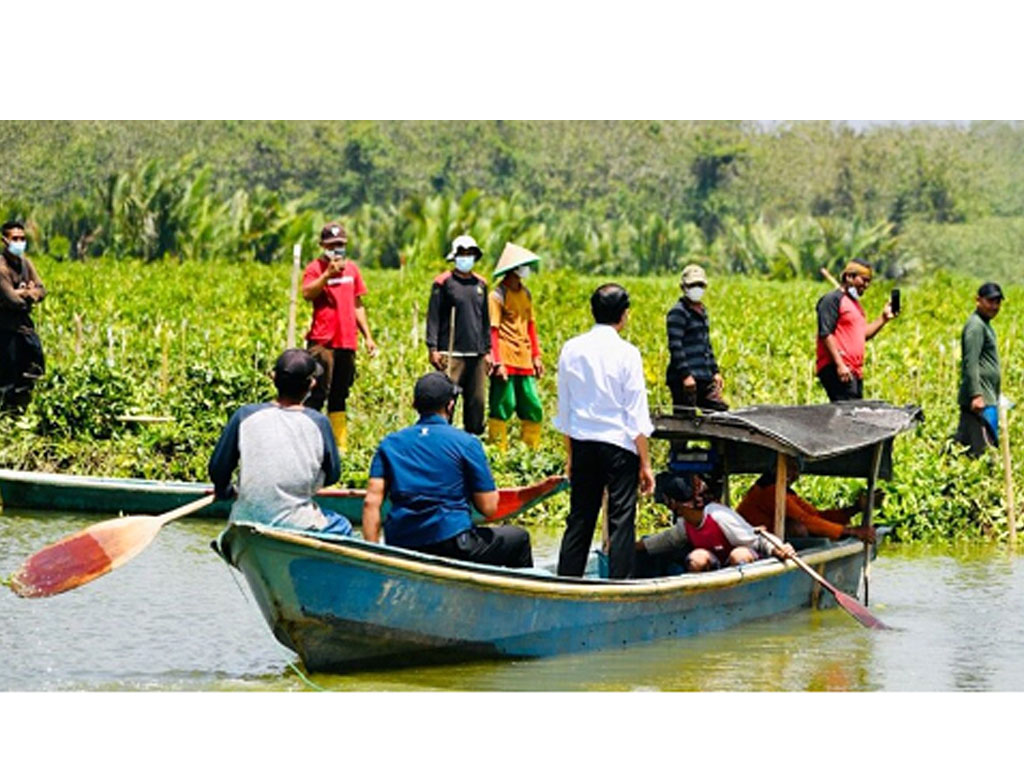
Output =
[{"x1": 3, "y1": 510, "x2": 1023, "y2": 691}]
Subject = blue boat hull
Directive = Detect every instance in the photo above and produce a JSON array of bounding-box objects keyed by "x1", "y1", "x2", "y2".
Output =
[{"x1": 218, "y1": 523, "x2": 874, "y2": 673}]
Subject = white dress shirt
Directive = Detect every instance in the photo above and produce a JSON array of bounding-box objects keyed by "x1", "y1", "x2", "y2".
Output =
[{"x1": 552, "y1": 323, "x2": 655, "y2": 454}]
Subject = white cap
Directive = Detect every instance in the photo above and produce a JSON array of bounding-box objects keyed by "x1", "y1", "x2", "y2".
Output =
[{"x1": 446, "y1": 234, "x2": 481, "y2": 261}]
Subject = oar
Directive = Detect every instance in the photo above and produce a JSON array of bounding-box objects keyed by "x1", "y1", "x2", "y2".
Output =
[
  {"x1": 756, "y1": 528, "x2": 890, "y2": 630},
  {"x1": 488, "y1": 475, "x2": 569, "y2": 522},
  {"x1": 8, "y1": 494, "x2": 216, "y2": 599}
]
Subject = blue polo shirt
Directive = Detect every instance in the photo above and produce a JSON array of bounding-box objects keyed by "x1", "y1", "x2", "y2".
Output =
[{"x1": 370, "y1": 413, "x2": 496, "y2": 548}]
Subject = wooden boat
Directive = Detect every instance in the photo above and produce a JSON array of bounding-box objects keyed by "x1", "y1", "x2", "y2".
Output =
[
  {"x1": 0, "y1": 468, "x2": 567, "y2": 525},
  {"x1": 216, "y1": 401, "x2": 922, "y2": 672}
]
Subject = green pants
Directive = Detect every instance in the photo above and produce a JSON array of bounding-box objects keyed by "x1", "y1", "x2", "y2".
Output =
[{"x1": 489, "y1": 374, "x2": 543, "y2": 422}]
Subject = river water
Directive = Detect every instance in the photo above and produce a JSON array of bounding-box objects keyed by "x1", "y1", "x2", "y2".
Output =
[{"x1": 3, "y1": 510, "x2": 1024, "y2": 692}]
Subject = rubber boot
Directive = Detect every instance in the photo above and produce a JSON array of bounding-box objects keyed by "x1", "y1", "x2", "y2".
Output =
[
  {"x1": 521, "y1": 420, "x2": 541, "y2": 449},
  {"x1": 328, "y1": 411, "x2": 348, "y2": 454},
  {"x1": 488, "y1": 418, "x2": 509, "y2": 452}
]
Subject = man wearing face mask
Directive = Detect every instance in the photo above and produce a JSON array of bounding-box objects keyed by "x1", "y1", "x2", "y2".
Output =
[
  {"x1": 487, "y1": 243, "x2": 545, "y2": 451},
  {"x1": 209, "y1": 348, "x2": 352, "y2": 535},
  {"x1": 361, "y1": 371, "x2": 533, "y2": 567},
  {"x1": 815, "y1": 258, "x2": 894, "y2": 402},
  {"x1": 425, "y1": 234, "x2": 492, "y2": 435},
  {"x1": 301, "y1": 222, "x2": 379, "y2": 453},
  {"x1": 0, "y1": 220, "x2": 47, "y2": 411},
  {"x1": 665, "y1": 264, "x2": 728, "y2": 413}
]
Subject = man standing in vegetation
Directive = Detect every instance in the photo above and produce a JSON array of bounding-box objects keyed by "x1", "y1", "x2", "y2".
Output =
[
  {"x1": 665, "y1": 264, "x2": 728, "y2": 412},
  {"x1": 302, "y1": 222, "x2": 378, "y2": 453},
  {"x1": 554, "y1": 284, "x2": 655, "y2": 580},
  {"x1": 488, "y1": 243, "x2": 544, "y2": 450},
  {"x1": 954, "y1": 282, "x2": 1003, "y2": 458},
  {"x1": 426, "y1": 235, "x2": 491, "y2": 435},
  {"x1": 0, "y1": 220, "x2": 46, "y2": 411},
  {"x1": 815, "y1": 259, "x2": 894, "y2": 402},
  {"x1": 209, "y1": 348, "x2": 352, "y2": 535}
]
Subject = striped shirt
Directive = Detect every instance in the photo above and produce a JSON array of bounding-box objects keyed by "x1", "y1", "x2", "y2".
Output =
[{"x1": 665, "y1": 298, "x2": 719, "y2": 384}]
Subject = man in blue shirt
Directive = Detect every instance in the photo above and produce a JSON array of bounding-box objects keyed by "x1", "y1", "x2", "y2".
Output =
[
  {"x1": 209, "y1": 348, "x2": 353, "y2": 536},
  {"x1": 362, "y1": 371, "x2": 532, "y2": 567}
]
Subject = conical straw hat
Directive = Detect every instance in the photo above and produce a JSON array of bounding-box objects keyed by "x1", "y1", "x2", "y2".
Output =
[{"x1": 494, "y1": 243, "x2": 540, "y2": 278}]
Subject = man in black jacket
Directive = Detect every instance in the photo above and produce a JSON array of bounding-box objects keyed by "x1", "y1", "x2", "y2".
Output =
[
  {"x1": 0, "y1": 220, "x2": 46, "y2": 411},
  {"x1": 665, "y1": 263, "x2": 727, "y2": 413},
  {"x1": 425, "y1": 235, "x2": 492, "y2": 434}
]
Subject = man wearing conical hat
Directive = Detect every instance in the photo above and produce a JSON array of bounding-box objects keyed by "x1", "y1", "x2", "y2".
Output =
[
  {"x1": 487, "y1": 243, "x2": 544, "y2": 450},
  {"x1": 815, "y1": 258, "x2": 896, "y2": 402}
]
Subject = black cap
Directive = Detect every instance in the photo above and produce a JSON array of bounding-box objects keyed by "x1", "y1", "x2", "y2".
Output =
[
  {"x1": 413, "y1": 372, "x2": 461, "y2": 412},
  {"x1": 978, "y1": 282, "x2": 1004, "y2": 300},
  {"x1": 654, "y1": 472, "x2": 694, "y2": 504},
  {"x1": 273, "y1": 349, "x2": 323, "y2": 390}
]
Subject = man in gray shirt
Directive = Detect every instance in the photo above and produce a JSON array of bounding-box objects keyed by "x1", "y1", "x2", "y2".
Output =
[{"x1": 209, "y1": 348, "x2": 352, "y2": 535}]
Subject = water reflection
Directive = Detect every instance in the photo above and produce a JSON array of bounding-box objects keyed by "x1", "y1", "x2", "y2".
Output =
[{"x1": 2, "y1": 512, "x2": 1024, "y2": 691}]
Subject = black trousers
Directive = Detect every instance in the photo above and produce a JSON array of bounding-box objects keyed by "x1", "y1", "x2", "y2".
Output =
[
  {"x1": 558, "y1": 439, "x2": 639, "y2": 579},
  {"x1": 417, "y1": 525, "x2": 533, "y2": 568},
  {"x1": 817, "y1": 364, "x2": 863, "y2": 402},
  {"x1": 0, "y1": 326, "x2": 44, "y2": 410},
  {"x1": 306, "y1": 345, "x2": 356, "y2": 412}
]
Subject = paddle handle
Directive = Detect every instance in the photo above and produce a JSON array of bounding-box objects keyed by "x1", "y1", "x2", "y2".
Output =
[
  {"x1": 157, "y1": 494, "x2": 216, "y2": 525},
  {"x1": 757, "y1": 528, "x2": 834, "y2": 595}
]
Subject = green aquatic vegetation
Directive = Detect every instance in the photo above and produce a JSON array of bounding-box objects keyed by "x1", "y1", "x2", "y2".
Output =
[{"x1": 0, "y1": 255, "x2": 1020, "y2": 543}]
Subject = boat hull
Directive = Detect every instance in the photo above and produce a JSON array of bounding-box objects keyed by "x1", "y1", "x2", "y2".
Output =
[{"x1": 219, "y1": 522, "x2": 873, "y2": 673}]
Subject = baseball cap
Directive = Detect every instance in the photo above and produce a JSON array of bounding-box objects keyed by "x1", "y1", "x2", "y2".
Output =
[
  {"x1": 272, "y1": 349, "x2": 323, "y2": 392},
  {"x1": 654, "y1": 472, "x2": 694, "y2": 505},
  {"x1": 320, "y1": 222, "x2": 347, "y2": 247},
  {"x1": 413, "y1": 372, "x2": 462, "y2": 412},
  {"x1": 446, "y1": 234, "x2": 481, "y2": 261},
  {"x1": 978, "y1": 282, "x2": 1004, "y2": 300},
  {"x1": 680, "y1": 264, "x2": 708, "y2": 287}
]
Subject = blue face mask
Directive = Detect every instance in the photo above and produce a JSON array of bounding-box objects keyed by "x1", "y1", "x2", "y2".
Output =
[
  {"x1": 6, "y1": 240, "x2": 26, "y2": 257},
  {"x1": 454, "y1": 255, "x2": 475, "y2": 273}
]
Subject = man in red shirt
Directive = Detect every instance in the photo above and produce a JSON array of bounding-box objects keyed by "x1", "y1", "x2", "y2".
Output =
[
  {"x1": 815, "y1": 259, "x2": 895, "y2": 401},
  {"x1": 302, "y1": 222, "x2": 378, "y2": 452}
]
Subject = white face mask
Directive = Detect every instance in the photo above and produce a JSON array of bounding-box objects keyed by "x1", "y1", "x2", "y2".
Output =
[
  {"x1": 515, "y1": 265, "x2": 531, "y2": 279},
  {"x1": 684, "y1": 286, "x2": 705, "y2": 303},
  {"x1": 6, "y1": 240, "x2": 26, "y2": 257},
  {"x1": 847, "y1": 285, "x2": 861, "y2": 300},
  {"x1": 454, "y1": 255, "x2": 475, "y2": 273}
]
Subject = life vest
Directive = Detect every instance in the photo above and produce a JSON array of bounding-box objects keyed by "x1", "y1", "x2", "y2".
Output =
[{"x1": 684, "y1": 511, "x2": 732, "y2": 561}]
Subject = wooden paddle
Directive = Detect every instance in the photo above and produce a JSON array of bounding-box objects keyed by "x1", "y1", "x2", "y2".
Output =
[
  {"x1": 8, "y1": 494, "x2": 215, "y2": 599},
  {"x1": 756, "y1": 528, "x2": 890, "y2": 630}
]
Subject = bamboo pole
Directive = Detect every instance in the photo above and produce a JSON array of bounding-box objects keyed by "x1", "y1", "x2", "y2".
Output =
[
  {"x1": 773, "y1": 452, "x2": 787, "y2": 538},
  {"x1": 286, "y1": 242, "x2": 302, "y2": 349},
  {"x1": 999, "y1": 398, "x2": 1016, "y2": 550}
]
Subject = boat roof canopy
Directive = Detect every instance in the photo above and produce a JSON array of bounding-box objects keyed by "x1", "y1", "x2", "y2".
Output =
[{"x1": 652, "y1": 401, "x2": 923, "y2": 480}]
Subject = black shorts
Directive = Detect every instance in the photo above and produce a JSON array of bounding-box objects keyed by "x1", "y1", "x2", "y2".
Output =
[
  {"x1": 306, "y1": 345, "x2": 356, "y2": 412},
  {"x1": 817, "y1": 364, "x2": 863, "y2": 402}
]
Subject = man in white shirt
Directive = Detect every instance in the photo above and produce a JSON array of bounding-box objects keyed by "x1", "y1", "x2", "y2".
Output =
[{"x1": 553, "y1": 283, "x2": 655, "y2": 579}]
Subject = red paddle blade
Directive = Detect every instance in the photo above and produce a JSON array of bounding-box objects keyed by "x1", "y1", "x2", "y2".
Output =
[
  {"x1": 9, "y1": 516, "x2": 160, "y2": 599},
  {"x1": 491, "y1": 476, "x2": 569, "y2": 521},
  {"x1": 833, "y1": 590, "x2": 890, "y2": 630}
]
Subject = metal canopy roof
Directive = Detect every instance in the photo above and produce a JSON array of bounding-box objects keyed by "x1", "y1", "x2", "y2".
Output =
[{"x1": 652, "y1": 401, "x2": 923, "y2": 480}]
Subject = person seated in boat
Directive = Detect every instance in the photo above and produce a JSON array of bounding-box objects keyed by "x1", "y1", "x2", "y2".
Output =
[
  {"x1": 735, "y1": 456, "x2": 877, "y2": 544},
  {"x1": 361, "y1": 371, "x2": 533, "y2": 568},
  {"x1": 208, "y1": 348, "x2": 353, "y2": 535},
  {"x1": 637, "y1": 472, "x2": 793, "y2": 572}
]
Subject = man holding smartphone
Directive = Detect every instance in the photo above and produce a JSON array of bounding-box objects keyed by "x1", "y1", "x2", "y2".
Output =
[
  {"x1": 814, "y1": 258, "x2": 896, "y2": 401},
  {"x1": 302, "y1": 222, "x2": 379, "y2": 453}
]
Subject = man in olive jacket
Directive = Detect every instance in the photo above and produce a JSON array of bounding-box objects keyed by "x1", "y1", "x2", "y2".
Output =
[
  {"x1": 955, "y1": 282, "x2": 1003, "y2": 458},
  {"x1": 0, "y1": 220, "x2": 46, "y2": 411}
]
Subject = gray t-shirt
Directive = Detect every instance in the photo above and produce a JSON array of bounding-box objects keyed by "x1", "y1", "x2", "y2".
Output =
[{"x1": 209, "y1": 402, "x2": 341, "y2": 530}]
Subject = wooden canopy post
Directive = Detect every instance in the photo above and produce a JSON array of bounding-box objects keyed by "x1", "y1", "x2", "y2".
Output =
[
  {"x1": 999, "y1": 399, "x2": 1016, "y2": 550},
  {"x1": 773, "y1": 452, "x2": 787, "y2": 539},
  {"x1": 861, "y1": 442, "x2": 885, "y2": 606}
]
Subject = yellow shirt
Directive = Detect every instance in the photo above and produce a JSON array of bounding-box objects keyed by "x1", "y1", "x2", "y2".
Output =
[{"x1": 489, "y1": 283, "x2": 536, "y2": 371}]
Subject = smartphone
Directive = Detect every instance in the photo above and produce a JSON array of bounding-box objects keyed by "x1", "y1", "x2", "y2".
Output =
[{"x1": 890, "y1": 288, "x2": 901, "y2": 316}]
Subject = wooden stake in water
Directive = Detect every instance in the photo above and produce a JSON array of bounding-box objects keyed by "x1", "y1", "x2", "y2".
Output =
[
  {"x1": 999, "y1": 396, "x2": 1016, "y2": 549},
  {"x1": 287, "y1": 242, "x2": 302, "y2": 348}
]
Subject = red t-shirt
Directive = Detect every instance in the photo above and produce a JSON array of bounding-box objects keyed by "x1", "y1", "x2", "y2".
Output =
[
  {"x1": 303, "y1": 258, "x2": 367, "y2": 350},
  {"x1": 815, "y1": 290, "x2": 867, "y2": 377}
]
